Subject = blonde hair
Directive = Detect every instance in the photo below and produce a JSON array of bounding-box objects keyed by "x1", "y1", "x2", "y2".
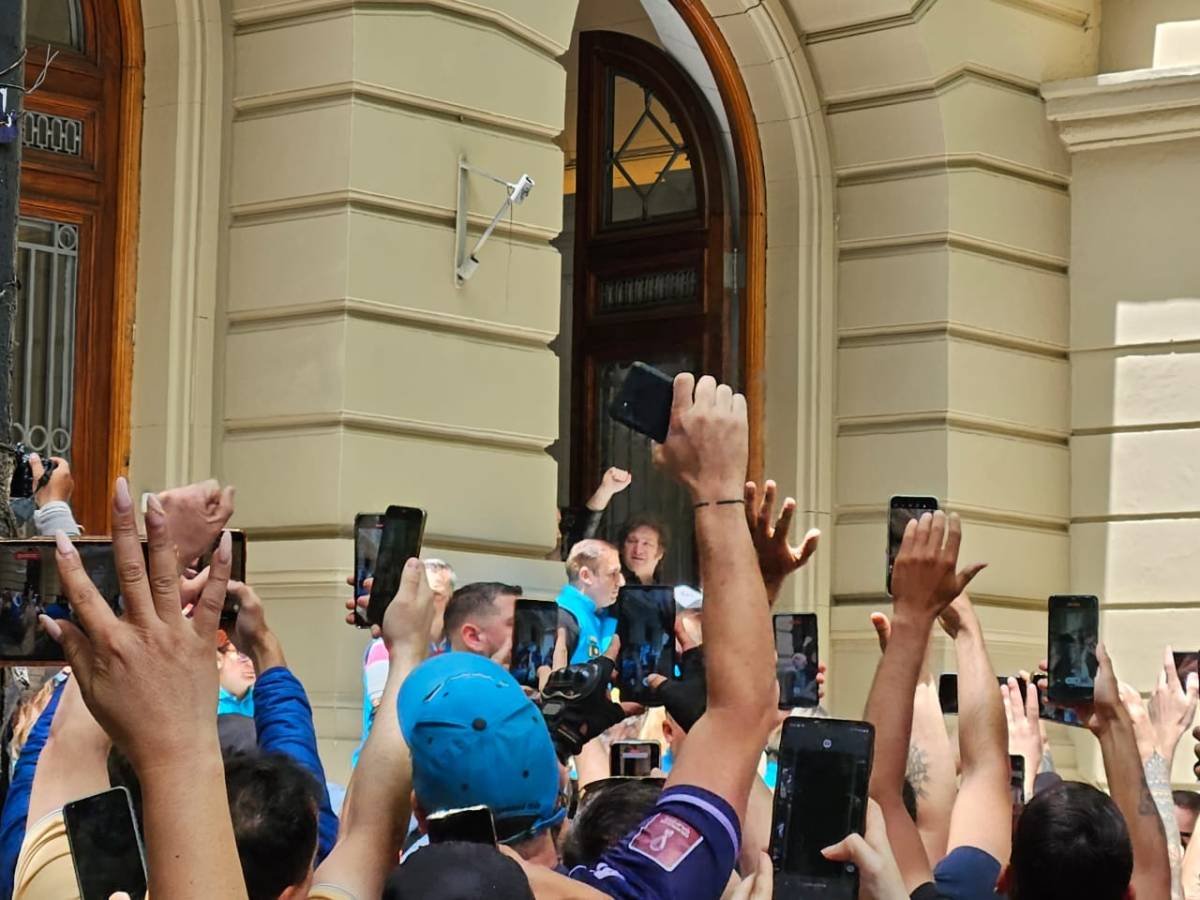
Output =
[{"x1": 10, "y1": 677, "x2": 62, "y2": 767}]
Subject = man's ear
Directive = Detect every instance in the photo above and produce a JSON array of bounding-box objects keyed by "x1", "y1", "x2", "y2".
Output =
[{"x1": 461, "y1": 623, "x2": 483, "y2": 653}]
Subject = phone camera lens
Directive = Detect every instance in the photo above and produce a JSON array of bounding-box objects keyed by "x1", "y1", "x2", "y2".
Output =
[{"x1": 822, "y1": 738, "x2": 832, "y2": 749}]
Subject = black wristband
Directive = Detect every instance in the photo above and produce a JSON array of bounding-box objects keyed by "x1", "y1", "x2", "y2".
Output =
[{"x1": 693, "y1": 498, "x2": 745, "y2": 511}]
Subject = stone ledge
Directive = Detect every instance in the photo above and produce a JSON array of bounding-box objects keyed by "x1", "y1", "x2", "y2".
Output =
[{"x1": 1042, "y1": 65, "x2": 1200, "y2": 152}]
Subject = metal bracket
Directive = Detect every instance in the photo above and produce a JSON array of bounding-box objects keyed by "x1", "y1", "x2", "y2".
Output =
[{"x1": 454, "y1": 156, "x2": 534, "y2": 286}]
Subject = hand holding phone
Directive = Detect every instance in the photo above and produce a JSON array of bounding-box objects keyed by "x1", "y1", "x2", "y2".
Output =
[
  {"x1": 886, "y1": 495, "x2": 937, "y2": 595},
  {"x1": 610, "y1": 740, "x2": 661, "y2": 777},
  {"x1": 774, "y1": 613, "x2": 819, "y2": 710},
  {"x1": 510, "y1": 600, "x2": 559, "y2": 689},
  {"x1": 615, "y1": 586, "x2": 675, "y2": 703},
  {"x1": 1046, "y1": 595, "x2": 1099, "y2": 704},
  {"x1": 353, "y1": 514, "x2": 385, "y2": 626},
  {"x1": 366, "y1": 506, "x2": 427, "y2": 628}
]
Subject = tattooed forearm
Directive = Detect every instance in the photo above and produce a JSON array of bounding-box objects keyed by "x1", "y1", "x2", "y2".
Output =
[
  {"x1": 1145, "y1": 752, "x2": 1185, "y2": 900},
  {"x1": 906, "y1": 744, "x2": 929, "y2": 799}
]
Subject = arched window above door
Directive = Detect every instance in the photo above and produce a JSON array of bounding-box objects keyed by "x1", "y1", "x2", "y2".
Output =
[{"x1": 26, "y1": 1, "x2": 85, "y2": 51}]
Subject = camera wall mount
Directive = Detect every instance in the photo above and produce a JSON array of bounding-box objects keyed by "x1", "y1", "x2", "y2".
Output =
[{"x1": 454, "y1": 156, "x2": 534, "y2": 285}]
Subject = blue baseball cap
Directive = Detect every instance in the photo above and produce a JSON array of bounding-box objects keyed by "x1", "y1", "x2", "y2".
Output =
[{"x1": 398, "y1": 652, "x2": 564, "y2": 840}]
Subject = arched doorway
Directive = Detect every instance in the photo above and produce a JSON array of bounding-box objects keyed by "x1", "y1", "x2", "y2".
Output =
[{"x1": 19, "y1": 0, "x2": 141, "y2": 530}]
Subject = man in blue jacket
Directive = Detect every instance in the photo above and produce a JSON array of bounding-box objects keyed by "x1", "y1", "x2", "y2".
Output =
[{"x1": 555, "y1": 539, "x2": 624, "y2": 664}]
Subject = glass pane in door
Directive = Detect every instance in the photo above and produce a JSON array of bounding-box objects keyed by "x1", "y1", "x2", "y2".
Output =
[
  {"x1": 26, "y1": 0, "x2": 84, "y2": 51},
  {"x1": 594, "y1": 355, "x2": 697, "y2": 586},
  {"x1": 14, "y1": 218, "x2": 78, "y2": 459}
]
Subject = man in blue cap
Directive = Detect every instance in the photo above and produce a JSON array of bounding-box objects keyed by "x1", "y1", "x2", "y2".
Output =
[{"x1": 399, "y1": 651, "x2": 567, "y2": 866}]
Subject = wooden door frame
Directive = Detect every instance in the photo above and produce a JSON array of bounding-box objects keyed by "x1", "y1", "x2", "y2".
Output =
[
  {"x1": 665, "y1": 0, "x2": 768, "y2": 483},
  {"x1": 21, "y1": 0, "x2": 142, "y2": 532}
]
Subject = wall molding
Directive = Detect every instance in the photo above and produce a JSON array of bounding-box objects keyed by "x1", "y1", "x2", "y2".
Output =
[
  {"x1": 832, "y1": 591, "x2": 1056, "y2": 611},
  {"x1": 1073, "y1": 420, "x2": 1200, "y2": 437},
  {"x1": 1044, "y1": 65, "x2": 1200, "y2": 152},
  {"x1": 227, "y1": 297, "x2": 557, "y2": 348},
  {"x1": 839, "y1": 320, "x2": 1069, "y2": 359},
  {"x1": 240, "y1": 522, "x2": 551, "y2": 558},
  {"x1": 234, "y1": 80, "x2": 561, "y2": 141},
  {"x1": 232, "y1": 0, "x2": 568, "y2": 57},
  {"x1": 229, "y1": 188, "x2": 559, "y2": 244},
  {"x1": 824, "y1": 63, "x2": 1042, "y2": 114},
  {"x1": 224, "y1": 410, "x2": 551, "y2": 453},
  {"x1": 835, "y1": 152, "x2": 1069, "y2": 191},
  {"x1": 837, "y1": 502, "x2": 1069, "y2": 533},
  {"x1": 804, "y1": 0, "x2": 1088, "y2": 44},
  {"x1": 838, "y1": 230, "x2": 1069, "y2": 274},
  {"x1": 838, "y1": 410, "x2": 1070, "y2": 446},
  {"x1": 1071, "y1": 510, "x2": 1200, "y2": 525}
]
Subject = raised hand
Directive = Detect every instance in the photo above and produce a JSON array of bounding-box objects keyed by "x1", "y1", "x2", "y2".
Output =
[
  {"x1": 889, "y1": 511, "x2": 985, "y2": 624},
  {"x1": 1073, "y1": 642, "x2": 1125, "y2": 737},
  {"x1": 40, "y1": 480, "x2": 232, "y2": 771},
  {"x1": 1118, "y1": 682, "x2": 1156, "y2": 763},
  {"x1": 29, "y1": 453, "x2": 73, "y2": 505},
  {"x1": 744, "y1": 479, "x2": 820, "y2": 601},
  {"x1": 1149, "y1": 646, "x2": 1200, "y2": 761},
  {"x1": 343, "y1": 576, "x2": 381, "y2": 639},
  {"x1": 821, "y1": 799, "x2": 910, "y2": 900},
  {"x1": 381, "y1": 558, "x2": 436, "y2": 663},
  {"x1": 587, "y1": 467, "x2": 633, "y2": 511},
  {"x1": 1005, "y1": 676, "x2": 1045, "y2": 778},
  {"x1": 157, "y1": 479, "x2": 235, "y2": 569},
  {"x1": 655, "y1": 374, "x2": 748, "y2": 502}
]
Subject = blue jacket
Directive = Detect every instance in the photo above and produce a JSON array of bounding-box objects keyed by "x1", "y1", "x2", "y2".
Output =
[
  {"x1": 0, "y1": 677, "x2": 66, "y2": 899},
  {"x1": 253, "y1": 667, "x2": 339, "y2": 863},
  {"x1": 556, "y1": 584, "x2": 618, "y2": 665}
]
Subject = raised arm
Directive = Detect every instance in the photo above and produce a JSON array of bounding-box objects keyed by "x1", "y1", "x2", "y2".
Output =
[
  {"x1": 44, "y1": 482, "x2": 246, "y2": 900},
  {"x1": 938, "y1": 595, "x2": 1011, "y2": 867},
  {"x1": 313, "y1": 557, "x2": 434, "y2": 898},
  {"x1": 1086, "y1": 643, "x2": 1172, "y2": 900},
  {"x1": 743, "y1": 479, "x2": 819, "y2": 607},
  {"x1": 24, "y1": 676, "x2": 109, "y2": 826},
  {"x1": 864, "y1": 512, "x2": 984, "y2": 891},
  {"x1": 656, "y1": 374, "x2": 774, "y2": 823}
]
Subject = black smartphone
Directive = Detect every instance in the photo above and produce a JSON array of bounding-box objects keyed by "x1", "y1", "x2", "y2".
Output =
[
  {"x1": 0, "y1": 539, "x2": 127, "y2": 663},
  {"x1": 1010, "y1": 754, "x2": 1026, "y2": 808},
  {"x1": 194, "y1": 530, "x2": 247, "y2": 630},
  {"x1": 353, "y1": 513, "x2": 385, "y2": 626},
  {"x1": 887, "y1": 495, "x2": 939, "y2": 595},
  {"x1": 609, "y1": 362, "x2": 674, "y2": 444},
  {"x1": 770, "y1": 717, "x2": 874, "y2": 900},
  {"x1": 426, "y1": 805, "x2": 497, "y2": 846},
  {"x1": 610, "y1": 740, "x2": 661, "y2": 777},
  {"x1": 366, "y1": 506, "x2": 427, "y2": 628},
  {"x1": 1175, "y1": 652, "x2": 1200, "y2": 683},
  {"x1": 1047, "y1": 595, "x2": 1099, "y2": 704},
  {"x1": 62, "y1": 786, "x2": 147, "y2": 900},
  {"x1": 938, "y1": 674, "x2": 1028, "y2": 715},
  {"x1": 510, "y1": 599, "x2": 559, "y2": 689},
  {"x1": 615, "y1": 585, "x2": 676, "y2": 703},
  {"x1": 774, "y1": 613, "x2": 819, "y2": 710}
]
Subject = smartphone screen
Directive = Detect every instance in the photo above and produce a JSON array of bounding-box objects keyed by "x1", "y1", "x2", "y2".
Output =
[
  {"x1": 353, "y1": 514, "x2": 385, "y2": 626},
  {"x1": 774, "y1": 613, "x2": 819, "y2": 710},
  {"x1": 426, "y1": 805, "x2": 497, "y2": 846},
  {"x1": 510, "y1": 599, "x2": 559, "y2": 689},
  {"x1": 887, "y1": 496, "x2": 938, "y2": 594},
  {"x1": 62, "y1": 787, "x2": 147, "y2": 900},
  {"x1": 0, "y1": 540, "x2": 126, "y2": 663},
  {"x1": 609, "y1": 362, "x2": 674, "y2": 444},
  {"x1": 1047, "y1": 595, "x2": 1099, "y2": 704},
  {"x1": 1175, "y1": 652, "x2": 1199, "y2": 683},
  {"x1": 610, "y1": 740, "x2": 661, "y2": 777},
  {"x1": 615, "y1": 585, "x2": 675, "y2": 702},
  {"x1": 770, "y1": 718, "x2": 874, "y2": 899},
  {"x1": 366, "y1": 506, "x2": 427, "y2": 628}
]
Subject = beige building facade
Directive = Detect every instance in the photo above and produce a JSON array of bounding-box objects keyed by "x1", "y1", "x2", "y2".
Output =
[{"x1": 21, "y1": 0, "x2": 1200, "y2": 785}]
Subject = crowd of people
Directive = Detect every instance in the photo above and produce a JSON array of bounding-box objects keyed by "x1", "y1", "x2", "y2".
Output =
[{"x1": 0, "y1": 373, "x2": 1196, "y2": 899}]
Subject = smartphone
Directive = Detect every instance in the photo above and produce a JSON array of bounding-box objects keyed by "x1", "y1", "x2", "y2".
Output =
[
  {"x1": 615, "y1": 585, "x2": 676, "y2": 703},
  {"x1": 510, "y1": 599, "x2": 559, "y2": 689},
  {"x1": 1010, "y1": 754, "x2": 1026, "y2": 808},
  {"x1": 609, "y1": 362, "x2": 674, "y2": 444},
  {"x1": 1175, "y1": 652, "x2": 1200, "y2": 683},
  {"x1": 1046, "y1": 595, "x2": 1099, "y2": 704},
  {"x1": 887, "y1": 495, "x2": 939, "y2": 595},
  {"x1": 353, "y1": 513, "x2": 385, "y2": 626},
  {"x1": 938, "y1": 674, "x2": 1028, "y2": 716},
  {"x1": 62, "y1": 786, "x2": 147, "y2": 900},
  {"x1": 366, "y1": 506, "x2": 427, "y2": 628},
  {"x1": 774, "y1": 613, "x2": 819, "y2": 710},
  {"x1": 770, "y1": 718, "x2": 874, "y2": 899},
  {"x1": 426, "y1": 805, "x2": 497, "y2": 846},
  {"x1": 194, "y1": 530, "x2": 247, "y2": 630},
  {"x1": 610, "y1": 740, "x2": 661, "y2": 777},
  {"x1": 1039, "y1": 702, "x2": 1085, "y2": 727}
]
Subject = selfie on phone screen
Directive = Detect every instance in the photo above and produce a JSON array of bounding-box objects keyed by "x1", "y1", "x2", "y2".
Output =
[
  {"x1": 774, "y1": 613, "x2": 819, "y2": 709},
  {"x1": 615, "y1": 585, "x2": 675, "y2": 701},
  {"x1": 510, "y1": 600, "x2": 558, "y2": 689}
]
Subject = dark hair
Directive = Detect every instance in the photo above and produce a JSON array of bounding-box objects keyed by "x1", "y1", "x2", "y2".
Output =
[
  {"x1": 443, "y1": 582, "x2": 522, "y2": 639},
  {"x1": 1009, "y1": 781, "x2": 1132, "y2": 900},
  {"x1": 224, "y1": 752, "x2": 321, "y2": 900},
  {"x1": 1175, "y1": 790, "x2": 1200, "y2": 814},
  {"x1": 560, "y1": 778, "x2": 664, "y2": 868},
  {"x1": 617, "y1": 516, "x2": 670, "y2": 583},
  {"x1": 383, "y1": 842, "x2": 534, "y2": 900}
]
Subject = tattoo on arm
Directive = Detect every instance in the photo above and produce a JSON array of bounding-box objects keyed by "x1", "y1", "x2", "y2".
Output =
[
  {"x1": 1145, "y1": 752, "x2": 1185, "y2": 900},
  {"x1": 906, "y1": 744, "x2": 929, "y2": 799}
]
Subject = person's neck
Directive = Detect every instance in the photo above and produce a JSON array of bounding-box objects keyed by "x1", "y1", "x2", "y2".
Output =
[{"x1": 515, "y1": 831, "x2": 560, "y2": 868}]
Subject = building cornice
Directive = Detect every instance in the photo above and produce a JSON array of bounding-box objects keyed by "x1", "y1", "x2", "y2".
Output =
[{"x1": 1042, "y1": 65, "x2": 1200, "y2": 152}]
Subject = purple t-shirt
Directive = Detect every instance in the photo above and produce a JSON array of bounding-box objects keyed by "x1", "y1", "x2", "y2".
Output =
[{"x1": 568, "y1": 785, "x2": 740, "y2": 900}]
